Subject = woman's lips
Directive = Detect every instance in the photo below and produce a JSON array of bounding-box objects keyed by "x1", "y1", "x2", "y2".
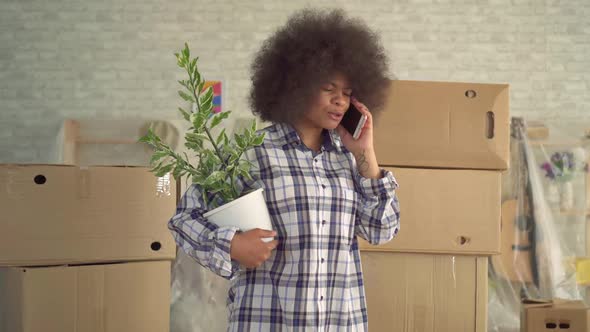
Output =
[{"x1": 328, "y1": 112, "x2": 343, "y2": 121}]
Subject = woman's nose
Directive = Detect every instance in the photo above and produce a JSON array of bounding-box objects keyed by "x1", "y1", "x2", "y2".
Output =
[{"x1": 332, "y1": 93, "x2": 346, "y2": 106}]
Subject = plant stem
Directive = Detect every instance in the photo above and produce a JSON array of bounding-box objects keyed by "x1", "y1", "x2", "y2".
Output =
[{"x1": 186, "y1": 63, "x2": 227, "y2": 169}]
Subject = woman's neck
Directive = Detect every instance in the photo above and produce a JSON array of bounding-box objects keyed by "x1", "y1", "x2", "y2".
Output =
[{"x1": 292, "y1": 122, "x2": 323, "y2": 152}]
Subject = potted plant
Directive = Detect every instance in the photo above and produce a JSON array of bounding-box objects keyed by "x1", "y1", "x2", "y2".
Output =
[{"x1": 140, "y1": 43, "x2": 272, "y2": 233}]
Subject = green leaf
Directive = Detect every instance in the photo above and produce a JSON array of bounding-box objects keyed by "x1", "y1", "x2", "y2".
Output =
[
  {"x1": 178, "y1": 107, "x2": 191, "y2": 121},
  {"x1": 216, "y1": 128, "x2": 226, "y2": 146},
  {"x1": 203, "y1": 170, "x2": 225, "y2": 187},
  {"x1": 191, "y1": 111, "x2": 207, "y2": 131},
  {"x1": 194, "y1": 70, "x2": 201, "y2": 86},
  {"x1": 209, "y1": 115, "x2": 223, "y2": 129},
  {"x1": 201, "y1": 99, "x2": 213, "y2": 115},
  {"x1": 183, "y1": 43, "x2": 190, "y2": 59},
  {"x1": 228, "y1": 150, "x2": 240, "y2": 164},
  {"x1": 172, "y1": 164, "x2": 183, "y2": 180},
  {"x1": 219, "y1": 111, "x2": 231, "y2": 120},
  {"x1": 154, "y1": 163, "x2": 174, "y2": 177},
  {"x1": 209, "y1": 111, "x2": 229, "y2": 128},
  {"x1": 150, "y1": 150, "x2": 169, "y2": 165},
  {"x1": 178, "y1": 90, "x2": 195, "y2": 103},
  {"x1": 238, "y1": 161, "x2": 250, "y2": 174},
  {"x1": 185, "y1": 132, "x2": 208, "y2": 144},
  {"x1": 196, "y1": 82, "x2": 204, "y2": 96},
  {"x1": 200, "y1": 87, "x2": 213, "y2": 106},
  {"x1": 234, "y1": 134, "x2": 245, "y2": 149},
  {"x1": 185, "y1": 141, "x2": 202, "y2": 151},
  {"x1": 137, "y1": 134, "x2": 152, "y2": 144},
  {"x1": 252, "y1": 134, "x2": 265, "y2": 146}
]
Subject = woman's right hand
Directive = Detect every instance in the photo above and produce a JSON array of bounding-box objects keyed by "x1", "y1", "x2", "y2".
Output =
[{"x1": 230, "y1": 228, "x2": 278, "y2": 269}]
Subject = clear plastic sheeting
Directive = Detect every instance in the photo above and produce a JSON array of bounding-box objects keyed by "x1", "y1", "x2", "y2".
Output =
[
  {"x1": 170, "y1": 249, "x2": 229, "y2": 332},
  {"x1": 489, "y1": 118, "x2": 590, "y2": 332}
]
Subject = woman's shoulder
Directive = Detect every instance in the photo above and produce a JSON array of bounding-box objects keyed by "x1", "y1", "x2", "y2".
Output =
[{"x1": 255, "y1": 122, "x2": 293, "y2": 149}]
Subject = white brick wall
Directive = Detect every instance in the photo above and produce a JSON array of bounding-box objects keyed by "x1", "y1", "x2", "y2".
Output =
[{"x1": 1, "y1": 0, "x2": 589, "y2": 163}]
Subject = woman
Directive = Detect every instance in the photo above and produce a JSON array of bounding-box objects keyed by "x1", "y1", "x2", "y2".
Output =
[{"x1": 169, "y1": 8, "x2": 400, "y2": 331}]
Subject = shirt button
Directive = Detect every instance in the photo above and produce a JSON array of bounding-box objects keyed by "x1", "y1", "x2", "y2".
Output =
[
  {"x1": 314, "y1": 159, "x2": 318, "y2": 163},
  {"x1": 321, "y1": 220, "x2": 326, "y2": 225},
  {"x1": 321, "y1": 258, "x2": 325, "y2": 263},
  {"x1": 321, "y1": 184, "x2": 326, "y2": 189},
  {"x1": 320, "y1": 296, "x2": 324, "y2": 301}
]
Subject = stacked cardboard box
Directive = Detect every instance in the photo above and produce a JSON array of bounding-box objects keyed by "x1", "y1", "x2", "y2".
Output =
[
  {"x1": 521, "y1": 299, "x2": 590, "y2": 332},
  {"x1": 0, "y1": 165, "x2": 177, "y2": 332},
  {"x1": 359, "y1": 80, "x2": 510, "y2": 332}
]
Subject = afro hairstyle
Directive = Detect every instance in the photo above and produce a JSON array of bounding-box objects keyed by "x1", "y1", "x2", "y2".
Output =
[{"x1": 249, "y1": 8, "x2": 391, "y2": 124}]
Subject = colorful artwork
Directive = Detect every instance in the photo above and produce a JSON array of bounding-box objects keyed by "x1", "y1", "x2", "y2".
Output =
[{"x1": 202, "y1": 81, "x2": 222, "y2": 114}]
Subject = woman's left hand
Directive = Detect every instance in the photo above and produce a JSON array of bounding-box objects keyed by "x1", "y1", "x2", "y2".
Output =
[
  {"x1": 336, "y1": 98, "x2": 374, "y2": 154},
  {"x1": 336, "y1": 98, "x2": 381, "y2": 179}
]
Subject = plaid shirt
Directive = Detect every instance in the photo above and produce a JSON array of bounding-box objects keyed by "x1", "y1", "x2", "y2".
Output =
[{"x1": 169, "y1": 122, "x2": 400, "y2": 331}]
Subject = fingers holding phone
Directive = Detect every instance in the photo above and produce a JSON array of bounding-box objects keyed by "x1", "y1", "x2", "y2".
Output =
[
  {"x1": 337, "y1": 97, "x2": 374, "y2": 152},
  {"x1": 340, "y1": 101, "x2": 368, "y2": 140},
  {"x1": 350, "y1": 97, "x2": 372, "y2": 131}
]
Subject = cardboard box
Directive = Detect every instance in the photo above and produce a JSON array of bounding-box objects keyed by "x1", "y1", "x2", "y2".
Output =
[
  {"x1": 374, "y1": 80, "x2": 510, "y2": 170},
  {"x1": 358, "y1": 167, "x2": 501, "y2": 255},
  {"x1": 56, "y1": 119, "x2": 182, "y2": 167},
  {"x1": 0, "y1": 261, "x2": 171, "y2": 332},
  {"x1": 521, "y1": 299, "x2": 590, "y2": 332},
  {"x1": 361, "y1": 252, "x2": 488, "y2": 332},
  {"x1": 0, "y1": 164, "x2": 177, "y2": 266}
]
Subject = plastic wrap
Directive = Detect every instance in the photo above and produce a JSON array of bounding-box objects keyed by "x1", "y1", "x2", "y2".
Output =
[
  {"x1": 488, "y1": 118, "x2": 590, "y2": 332},
  {"x1": 170, "y1": 249, "x2": 229, "y2": 332}
]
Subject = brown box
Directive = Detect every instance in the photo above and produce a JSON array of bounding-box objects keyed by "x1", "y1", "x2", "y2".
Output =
[
  {"x1": 374, "y1": 80, "x2": 510, "y2": 170},
  {"x1": 0, "y1": 164, "x2": 177, "y2": 266},
  {"x1": 361, "y1": 252, "x2": 488, "y2": 332},
  {"x1": 358, "y1": 167, "x2": 501, "y2": 255},
  {"x1": 0, "y1": 261, "x2": 171, "y2": 332},
  {"x1": 521, "y1": 299, "x2": 590, "y2": 332}
]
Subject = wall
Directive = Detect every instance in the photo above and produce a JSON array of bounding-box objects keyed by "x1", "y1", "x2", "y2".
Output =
[{"x1": 1, "y1": 0, "x2": 589, "y2": 162}]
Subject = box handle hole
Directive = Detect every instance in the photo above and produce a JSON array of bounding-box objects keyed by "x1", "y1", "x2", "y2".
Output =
[
  {"x1": 151, "y1": 242, "x2": 162, "y2": 251},
  {"x1": 457, "y1": 236, "x2": 470, "y2": 246},
  {"x1": 486, "y1": 111, "x2": 495, "y2": 139},
  {"x1": 465, "y1": 90, "x2": 477, "y2": 98},
  {"x1": 34, "y1": 175, "x2": 47, "y2": 185}
]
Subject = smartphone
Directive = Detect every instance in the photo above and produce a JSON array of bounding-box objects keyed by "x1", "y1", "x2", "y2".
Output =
[{"x1": 340, "y1": 103, "x2": 367, "y2": 140}]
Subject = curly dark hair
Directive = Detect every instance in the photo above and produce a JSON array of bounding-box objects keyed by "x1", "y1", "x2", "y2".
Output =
[{"x1": 249, "y1": 8, "x2": 391, "y2": 124}]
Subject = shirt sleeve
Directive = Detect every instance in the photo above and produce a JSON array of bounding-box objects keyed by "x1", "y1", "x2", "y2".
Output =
[
  {"x1": 353, "y1": 168, "x2": 401, "y2": 245},
  {"x1": 168, "y1": 184, "x2": 241, "y2": 280}
]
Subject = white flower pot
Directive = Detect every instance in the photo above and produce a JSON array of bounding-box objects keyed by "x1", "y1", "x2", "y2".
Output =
[{"x1": 203, "y1": 188, "x2": 273, "y2": 241}]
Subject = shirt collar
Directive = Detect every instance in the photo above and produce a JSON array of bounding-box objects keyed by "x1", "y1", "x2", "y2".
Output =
[{"x1": 275, "y1": 122, "x2": 343, "y2": 153}]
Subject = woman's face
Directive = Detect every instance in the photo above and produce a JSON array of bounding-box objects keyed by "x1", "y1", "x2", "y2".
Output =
[{"x1": 301, "y1": 72, "x2": 352, "y2": 131}]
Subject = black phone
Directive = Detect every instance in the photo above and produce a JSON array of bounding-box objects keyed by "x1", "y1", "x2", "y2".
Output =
[{"x1": 340, "y1": 102, "x2": 367, "y2": 140}]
